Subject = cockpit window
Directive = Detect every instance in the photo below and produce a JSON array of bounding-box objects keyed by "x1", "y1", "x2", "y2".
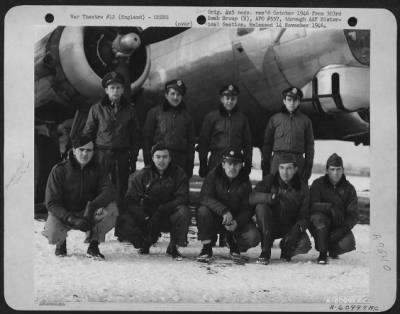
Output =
[{"x1": 344, "y1": 30, "x2": 370, "y2": 65}]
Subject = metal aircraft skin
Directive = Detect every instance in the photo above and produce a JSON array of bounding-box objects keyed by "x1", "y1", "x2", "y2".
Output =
[{"x1": 34, "y1": 26, "x2": 370, "y2": 203}]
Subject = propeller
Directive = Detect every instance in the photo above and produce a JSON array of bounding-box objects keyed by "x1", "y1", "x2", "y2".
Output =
[
  {"x1": 110, "y1": 32, "x2": 141, "y2": 98},
  {"x1": 86, "y1": 27, "x2": 190, "y2": 98},
  {"x1": 139, "y1": 27, "x2": 190, "y2": 46}
]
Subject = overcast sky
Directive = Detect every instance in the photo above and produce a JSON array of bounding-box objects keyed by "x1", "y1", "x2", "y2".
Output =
[{"x1": 313, "y1": 140, "x2": 369, "y2": 168}]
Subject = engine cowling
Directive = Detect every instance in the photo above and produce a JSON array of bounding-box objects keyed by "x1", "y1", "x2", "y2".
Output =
[
  {"x1": 35, "y1": 26, "x2": 151, "y2": 112},
  {"x1": 301, "y1": 65, "x2": 369, "y2": 114}
]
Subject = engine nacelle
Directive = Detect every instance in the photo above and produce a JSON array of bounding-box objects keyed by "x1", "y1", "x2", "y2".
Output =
[
  {"x1": 35, "y1": 26, "x2": 151, "y2": 112},
  {"x1": 301, "y1": 65, "x2": 369, "y2": 114}
]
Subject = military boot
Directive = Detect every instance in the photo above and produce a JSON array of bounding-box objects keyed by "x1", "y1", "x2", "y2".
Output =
[
  {"x1": 86, "y1": 240, "x2": 105, "y2": 260},
  {"x1": 55, "y1": 240, "x2": 67, "y2": 257},
  {"x1": 197, "y1": 243, "x2": 213, "y2": 262}
]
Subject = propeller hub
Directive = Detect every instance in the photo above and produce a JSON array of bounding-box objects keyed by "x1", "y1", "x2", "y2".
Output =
[{"x1": 115, "y1": 33, "x2": 141, "y2": 56}]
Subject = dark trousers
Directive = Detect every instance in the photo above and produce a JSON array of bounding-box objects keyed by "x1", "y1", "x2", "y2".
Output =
[
  {"x1": 255, "y1": 203, "x2": 311, "y2": 259},
  {"x1": 207, "y1": 151, "x2": 224, "y2": 174},
  {"x1": 309, "y1": 212, "x2": 356, "y2": 256},
  {"x1": 42, "y1": 202, "x2": 118, "y2": 245},
  {"x1": 170, "y1": 150, "x2": 192, "y2": 178},
  {"x1": 197, "y1": 205, "x2": 260, "y2": 252},
  {"x1": 96, "y1": 149, "x2": 129, "y2": 239},
  {"x1": 96, "y1": 149, "x2": 129, "y2": 205},
  {"x1": 117, "y1": 205, "x2": 191, "y2": 248}
]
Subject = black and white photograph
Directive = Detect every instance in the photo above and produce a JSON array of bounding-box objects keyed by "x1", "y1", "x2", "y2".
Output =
[{"x1": 3, "y1": 5, "x2": 397, "y2": 312}]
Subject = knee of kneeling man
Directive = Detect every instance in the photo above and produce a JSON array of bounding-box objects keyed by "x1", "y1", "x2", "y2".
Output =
[
  {"x1": 337, "y1": 231, "x2": 356, "y2": 252},
  {"x1": 255, "y1": 203, "x2": 268, "y2": 211},
  {"x1": 249, "y1": 230, "x2": 261, "y2": 246},
  {"x1": 103, "y1": 201, "x2": 119, "y2": 214},
  {"x1": 310, "y1": 213, "x2": 329, "y2": 228},
  {"x1": 43, "y1": 225, "x2": 68, "y2": 245},
  {"x1": 197, "y1": 205, "x2": 211, "y2": 217},
  {"x1": 175, "y1": 204, "x2": 190, "y2": 216}
]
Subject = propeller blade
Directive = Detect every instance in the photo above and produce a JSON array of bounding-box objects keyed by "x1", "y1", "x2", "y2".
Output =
[{"x1": 140, "y1": 27, "x2": 189, "y2": 45}]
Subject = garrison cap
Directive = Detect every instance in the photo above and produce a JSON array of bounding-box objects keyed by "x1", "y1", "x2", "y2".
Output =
[
  {"x1": 222, "y1": 148, "x2": 244, "y2": 163},
  {"x1": 282, "y1": 86, "x2": 303, "y2": 99},
  {"x1": 277, "y1": 153, "x2": 297, "y2": 166},
  {"x1": 165, "y1": 79, "x2": 186, "y2": 95},
  {"x1": 71, "y1": 135, "x2": 93, "y2": 149},
  {"x1": 102, "y1": 72, "x2": 125, "y2": 88},
  {"x1": 326, "y1": 153, "x2": 343, "y2": 169},
  {"x1": 151, "y1": 142, "x2": 170, "y2": 156},
  {"x1": 219, "y1": 83, "x2": 240, "y2": 96}
]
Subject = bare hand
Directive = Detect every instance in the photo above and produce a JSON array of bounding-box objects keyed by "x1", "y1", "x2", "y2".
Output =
[
  {"x1": 222, "y1": 211, "x2": 233, "y2": 225},
  {"x1": 225, "y1": 220, "x2": 238, "y2": 231}
]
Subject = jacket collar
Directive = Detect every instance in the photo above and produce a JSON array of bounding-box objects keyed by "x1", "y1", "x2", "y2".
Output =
[
  {"x1": 162, "y1": 100, "x2": 186, "y2": 112},
  {"x1": 214, "y1": 163, "x2": 249, "y2": 182},
  {"x1": 218, "y1": 103, "x2": 238, "y2": 116},
  {"x1": 148, "y1": 161, "x2": 176, "y2": 177},
  {"x1": 68, "y1": 150, "x2": 96, "y2": 170},
  {"x1": 280, "y1": 105, "x2": 300, "y2": 115},
  {"x1": 273, "y1": 171, "x2": 302, "y2": 191},
  {"x1": 101, "y1": 95, "x2": 129, "y2": 107},
  {"x1": 323, "y1": 173, "x2": 348, "y2": 187}
]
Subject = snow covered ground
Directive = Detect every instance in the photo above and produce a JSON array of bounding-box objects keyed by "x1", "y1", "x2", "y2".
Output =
[{"x1": 34, "y1": 220, "x2": 369, "y2": 308}]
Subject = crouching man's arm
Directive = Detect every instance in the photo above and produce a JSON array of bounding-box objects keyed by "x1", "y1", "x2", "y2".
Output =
[{"x1": 45, "y1": 167, "x2": 71, "y2": 223}]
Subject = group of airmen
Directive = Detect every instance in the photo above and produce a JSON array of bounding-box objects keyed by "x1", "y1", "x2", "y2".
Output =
[{"x1": 42, "y1": 71, "x2": 359, "y2": 266}]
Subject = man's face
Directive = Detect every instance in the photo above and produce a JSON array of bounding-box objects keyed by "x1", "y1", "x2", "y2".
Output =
[
  {"x1": 152, "y1": 149, "x2": 171, "y2": 171},
  {"x1": 220, "y1": 95, "x2": 238, "y2": 111},
  {"x1": 278, "y1": 162, "x2": 297, "y2": 183},
  {"x1": 222, "y1": 159, "x2": 242, "y2": 179},
  {"x1": 327, "y1": 166, "x2": 344, "y2": 185},
  {"x1": 165, "y1": 88, "x2": 183, "y2": 107},
  {"x1": 283, "y1": 95, "x2": 300, "y2": 113},
  {"x1": 73, "y1": 142, "x2": 94, "y2": 167},
  {"x1": 105, "y1": 83, "x2": 124, "y2": 102}
]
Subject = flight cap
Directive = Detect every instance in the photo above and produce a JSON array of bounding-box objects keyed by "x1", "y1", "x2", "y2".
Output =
[
  {"x1": 72, "y1": 135, "x2": 93, "y2": 149},
  {"x1": 282, "y1": 86, "x2": 303, "y2": 99},
  {"x1": 102, "y1": 72, "x2": 125, "y2": 88},
  {"x1": 277, "y1": 153, "x2": 297, "y2": 166},
  {"x1": 165, "y1": 79, "x2": 186, "y2": 95},
  {"x1": 219, "y1": 83, "x2": 240, "y2": 96},
  {"x1": 222, "y1": 148, "x2": 244, "y2": 163}
]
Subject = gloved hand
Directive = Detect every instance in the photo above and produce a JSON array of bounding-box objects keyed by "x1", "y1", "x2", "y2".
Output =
[
  {"x1": 66, "y1": 215, "x2": 93, "y2": 232},
  {"x1": 199, "y1": 160, "x2": 208, "y2": 178},
  {"x1": 330, "y1": 206, "x2": 344, "y2": 226},
  {"x1": 93, "y1": 208, "x2": 108, "y2": 223},
  {"x1": 243, "y1": 162, "x2": 252, "y2": 175},
  {"x1": 128, "y1": 151, "x2": 137, "y2": 174},
  {"x1": 224, "y1": 220, "x2": 238, "y2": 232},
  {"x1": 284, "y1": 224, "x2": 302, "y2": 251},
  {"x1": 329, "y1": 226, "x2": 349, "y2": 244},
  {"x1": 222, "y1": 211, "x2": 233, "y2": 225}
]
